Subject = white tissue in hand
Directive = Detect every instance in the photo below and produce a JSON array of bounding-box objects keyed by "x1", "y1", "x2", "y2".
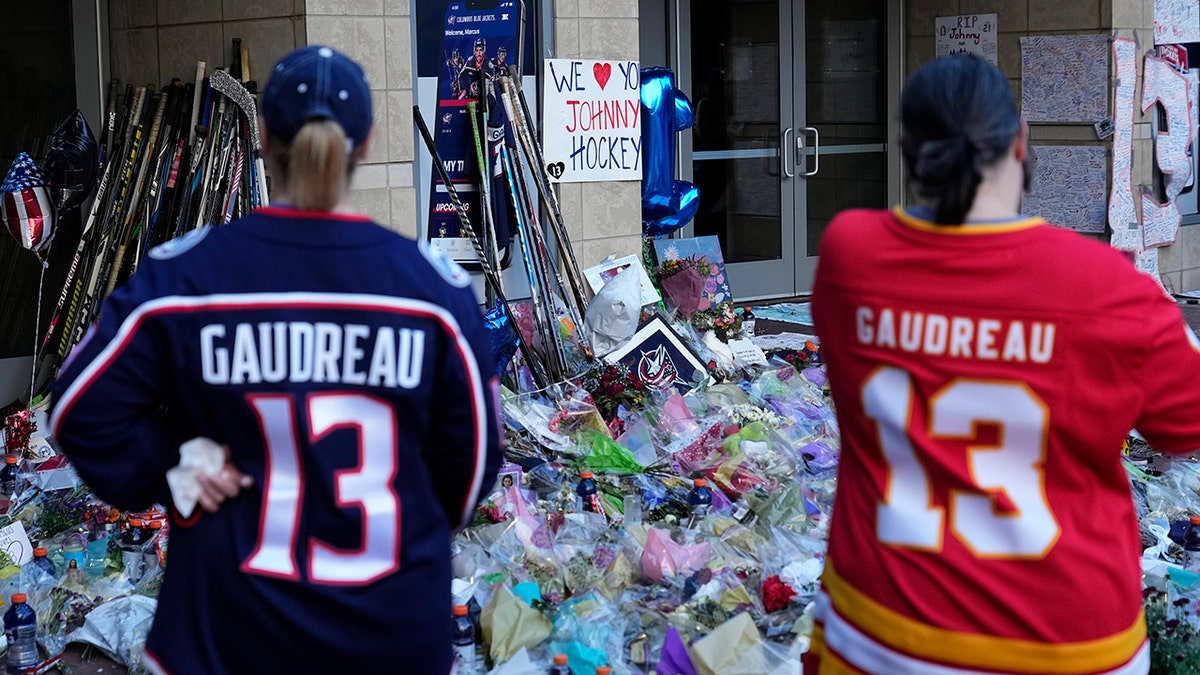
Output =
[{"x1": 167, "y1": 437, "x2": 225, "y2": 519}]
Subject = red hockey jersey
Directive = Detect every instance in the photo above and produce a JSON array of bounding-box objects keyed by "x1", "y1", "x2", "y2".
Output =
[{"x1": 810, "y1": 208, "x2": 1200, "y2": 674}]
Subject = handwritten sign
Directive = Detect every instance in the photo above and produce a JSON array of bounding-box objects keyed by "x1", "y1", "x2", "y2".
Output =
[
  {"x1": 1020, "y1": 34, "x2": 1110, "y2": 123},
  {"x1": 935, "y1": 14, "x2": 997, "y2": 65},
  {"x1": 0, "y1": 521, "x2": 33, "y2": 566},
  {"x1": 1141, "y1": 54, "x2": 1195, "y2": 248},
  {"x1": 542, "y1": 59, "x2": 642, "y2": 183},
  {"x1": 1154, "y1": 0, "x2": 1200, "y2": 45},
  {"x1": 1108, "y1": 37, "x2": 1141, "y2": 253}
]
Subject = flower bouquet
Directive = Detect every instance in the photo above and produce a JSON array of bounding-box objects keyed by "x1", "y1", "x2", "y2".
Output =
[{"x1": 655, "y1": 256, "x2": 713, "y2": 319}]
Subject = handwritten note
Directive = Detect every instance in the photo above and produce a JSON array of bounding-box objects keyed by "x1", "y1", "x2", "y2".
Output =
[
  {"x1": 1020, "y1": 35, "x2": 1110, "y2": 122},
  {"x1": 1109, "y1": 37, "x2": 1141, "y2": 253},
  {"x1": 1154, "y1": 0, "x2": 1200, "y2": 45},
  {"x1": 1023, "y1": 146, "x2": 1108, "y2": 232},
  {"x1": 542, "y1": 59, "x2": 642, "y2": 183},
  {"x1": 0, "y1": 522, "x2": 33, "y2": 566},
  {"x1": 1141, "y1": 54, "x2": 1195, "y2": 248},
  {"x1": 935, "y1": 14, "x2": 998, "y2": 65}
]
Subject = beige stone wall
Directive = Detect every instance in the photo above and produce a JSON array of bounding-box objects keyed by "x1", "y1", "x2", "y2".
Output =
[
  {"x1": 304, "y1": 0, "x2": 416, "y2": 236},
  {"x1": 107, "y1": 0, "x2": 414, "y2": 236},
  {"x1": 108, "y1": 0, "x2": 303, "y2": 94},
  {"x1": 553, "y1": 0, "x2": 643, "y2": 270},
  {"x1": 905, "y1": 0, "x2": 1199, "y2": 290}
]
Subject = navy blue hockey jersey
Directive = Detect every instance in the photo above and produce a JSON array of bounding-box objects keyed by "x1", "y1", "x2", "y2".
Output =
[{"x1": 50, "y1": 207, "x2": 503, "y2": 674}]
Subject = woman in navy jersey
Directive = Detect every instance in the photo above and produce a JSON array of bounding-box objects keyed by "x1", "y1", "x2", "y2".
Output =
[{"x1": 51, "y1": 46, "x2": 502, "y2": 674}]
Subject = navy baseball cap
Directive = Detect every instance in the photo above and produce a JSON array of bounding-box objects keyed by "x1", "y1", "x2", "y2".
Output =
[{"x1": 261, "y1": 45, "x2": 373, "y2": 151}]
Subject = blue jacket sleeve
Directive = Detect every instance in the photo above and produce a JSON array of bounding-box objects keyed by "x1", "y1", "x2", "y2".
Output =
[
  {"x1": 48, "y1": 274, "x2": 183, "y2": 510},
  {"x1": 423, "y1": 285, "x2": 504, "y2": 530}
]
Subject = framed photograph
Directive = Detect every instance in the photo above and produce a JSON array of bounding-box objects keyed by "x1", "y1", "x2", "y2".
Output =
[
  {"x1": 497, "y1": 462, "x2": 523, "y2": 491},
  {"x1": 583, "y1": 254, "x2": 661, "y2": 306},
  {"x1": 604, "y1": 315, "x2": 711, "y2": 394}
]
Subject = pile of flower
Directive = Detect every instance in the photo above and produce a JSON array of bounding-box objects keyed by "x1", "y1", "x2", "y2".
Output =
[{"x1": 452, "y1": 340, "x2": 839, "y2": 673}]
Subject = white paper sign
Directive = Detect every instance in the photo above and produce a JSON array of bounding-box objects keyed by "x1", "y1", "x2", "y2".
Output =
[
  {"x1": 542, "y1": 59, "x2": 642, "y2": 183},
  {"x1": 935, "y1": 14, "x2": 998, "y2": 65},
  {"x1": 583, "y1": 254, "x2": 661, "y2": 306},
  {"x1": 1154, "y1": 0, "x2": 1200, "y2": 45},
  {"x1": 0, "y1": 522, "x2": 34, "y2": 566},
  {"x1": 1109, "y1": 37, "x2": 1141, "y2": 253},
  {"x1": 727, "y1": 338, "x2": 769, "y2": 368}
]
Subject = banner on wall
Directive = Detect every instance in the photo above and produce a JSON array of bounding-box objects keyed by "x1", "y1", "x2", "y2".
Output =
[
  {"x1": 1153, "y1": 0, "x2": 1200, "y2": 45},
  {"x1": 541, "y1": 58, "x2": 642, "y2": 183}
]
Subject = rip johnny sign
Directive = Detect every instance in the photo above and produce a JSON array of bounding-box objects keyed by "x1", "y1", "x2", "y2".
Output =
[{"x1": 542, "y1": 58, "x2": 642, "y2": 183}]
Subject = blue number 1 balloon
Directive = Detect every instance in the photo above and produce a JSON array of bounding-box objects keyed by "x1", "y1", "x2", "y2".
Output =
[{"x1": 640, "y1": 67, "x2": 700, "y2": 238}]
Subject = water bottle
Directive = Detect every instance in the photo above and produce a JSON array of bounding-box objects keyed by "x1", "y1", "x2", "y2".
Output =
[
  {"x1": 741, "y1": 307, "x2": 756, "y2": 338},
  {"x1": 120, "y1": 518, "x2": 146, "y2": 582},
  {"x1": 0, "y1": 455, "x2": 19, "y2": 496},
  {"x1": 1183, "y1": 515, "x2": 1200, "y2": 574},
  {"x1": 29, "y1": 547, "x2": 55, "y2": 578},
  {"x1": 451, "y1": 604, "x2": 476, "y2": 674},
  {"x1": 144, "y1": 520, "x2": 165, "y2": 574},
  {"x1": 576, "y1": 471, "x2": 602, "y2": 514},
  {"x1": 687, "y1": 478, "x2": 713, "y2": 526},
  {"x1": 4, "y1": 593, "x2": 37, "y2": 674},
  {"x1": 548, "y1": 653, "x2": 572, "y2": 675}
]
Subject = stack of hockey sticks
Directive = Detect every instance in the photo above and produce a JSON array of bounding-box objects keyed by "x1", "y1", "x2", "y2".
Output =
[
  {"x1": 415, "y1": 67, "x2": 597, "y2": 389},
  {"x1": 33, "y1": 58, "x2": 266, "y2": 396}
]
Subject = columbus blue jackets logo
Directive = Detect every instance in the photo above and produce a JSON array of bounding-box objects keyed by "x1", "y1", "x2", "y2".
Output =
[
  {"x1": 636, "y1": 345, "x2": 683, "y2": 389},
  {"x1": 149, "y1": 226, "x2": 211, "y2": 260},
  {"x1": 419, "y1": 239, "x2": 472, "y2": 288}
]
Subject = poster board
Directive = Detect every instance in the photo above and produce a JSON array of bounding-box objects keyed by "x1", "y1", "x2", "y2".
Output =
[
  {"x1": 1020, "y1": 34, "x2": 1110, "y2": 123},
  {"x1": 542, "y1": 59, "x2": 642, "y2": 183},
  {"x1": 935, "y1": 14, "x2": 998, "y2": 65},
  {"x1": 1023, "y1": 145, "x2": 1108, "y2": 233}
]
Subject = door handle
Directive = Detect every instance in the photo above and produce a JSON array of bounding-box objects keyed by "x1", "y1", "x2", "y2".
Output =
[
  {"x1": 782, "y1": 127, "x2": 795, "y2": 178},
  {"x1": 801, "y1": 126, "x2": 820, "y2": 177}
]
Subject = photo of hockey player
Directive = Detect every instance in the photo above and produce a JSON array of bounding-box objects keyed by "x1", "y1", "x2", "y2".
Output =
[
  {"x1": 458, "y1": 37, "x2": 489, "y2": 99},
  {"x1": 444, "y1": 48, "x2": 465, "y2": 98},
  {"x1": 420, "y1": 1, "x2": 526, "y2": 267}
]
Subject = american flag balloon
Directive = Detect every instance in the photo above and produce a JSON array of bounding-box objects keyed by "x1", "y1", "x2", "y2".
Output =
[{"x1": 1, "y1": 152, "x2": 56, "y2": 262}]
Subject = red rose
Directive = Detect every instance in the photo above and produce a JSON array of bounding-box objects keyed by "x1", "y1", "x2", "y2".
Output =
[{"x1": 762, "y1": 574, "x2": 797, "y2": 612}]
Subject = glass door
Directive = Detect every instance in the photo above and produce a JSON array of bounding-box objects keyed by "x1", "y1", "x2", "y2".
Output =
[{"x1": 680, "y1": 0, "x2": 893, "y2": 299}]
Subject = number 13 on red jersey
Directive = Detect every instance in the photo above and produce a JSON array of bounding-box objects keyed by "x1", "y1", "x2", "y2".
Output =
[{"x1": 863, "y1": 366, "x2": 1060, "y2": 559}]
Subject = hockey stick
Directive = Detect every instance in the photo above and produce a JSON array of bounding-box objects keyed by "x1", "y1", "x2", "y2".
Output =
[
  {"x1": 414, "y1": 105, "x2": 551, "y2": 389},
  {"x1": 496, "y1": 81, "x2": 591, "y2": 362},
  {"x1": 467, "y1": 100, "x2": 500, "y2": 304},
  {"x1": 497, "y1": 142, "x2": 568, "y2": 381},
  {"x1": 210, "y1": 69, "x2": 268, "y2": 208},
  {"x1": 502, "y1": 72, "x2": 591, "y2": 307}
]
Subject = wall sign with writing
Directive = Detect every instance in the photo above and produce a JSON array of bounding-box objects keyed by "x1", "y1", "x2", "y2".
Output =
[
  {"x1": 1154, "y1": 0, "x2": 1200, "y2": 45},
  {"x1": 1141, "y1": 54, "x2": 1195, "y2": 248},
  {"x1": 1108, "y1": 37, "x2": 1141, "y2": 253},
  {"x1": 935, "y1": 14, "x2": 997, "y2": 65},
  {"x1": 1020, "y1": 34, "x2": 1110, "y2": 123},
  {"x1": 542, "y1": 59, "x2": 642, "y2": 183}
]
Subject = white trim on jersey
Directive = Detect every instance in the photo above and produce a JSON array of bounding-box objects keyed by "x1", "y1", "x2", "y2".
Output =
[
  {"x1": 815, "y1": 592, "x2": 1151, "y2": 675},
  {"x1": 49, "y1": 291, "x2": 492, "y2": 529}
]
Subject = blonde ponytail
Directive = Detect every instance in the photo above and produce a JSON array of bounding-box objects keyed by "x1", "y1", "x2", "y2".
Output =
[{"x1": 278, "y1": 119, "x2": 352, "y2": 211}]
